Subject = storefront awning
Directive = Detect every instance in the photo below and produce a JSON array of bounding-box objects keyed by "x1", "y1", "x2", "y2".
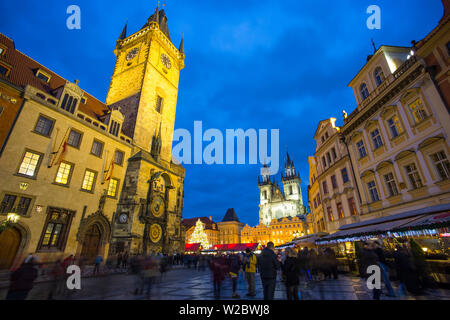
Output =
[
  {"x1": 316, "y1": 203, "x2": 450, "y2": 244},
  {"x1": 185, "y1": 243, "x2": 201, "y2": 252}
]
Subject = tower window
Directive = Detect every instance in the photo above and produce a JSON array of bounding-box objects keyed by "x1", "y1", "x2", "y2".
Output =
[{"x1": 156, "y1": 96, "x2": 164, "y2": 113}]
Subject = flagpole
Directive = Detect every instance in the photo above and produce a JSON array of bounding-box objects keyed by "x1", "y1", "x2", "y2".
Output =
[
  {"x1": 50, "y1": 126, "x2": 71, "y2": 167},
  {"x1": 101, "y1": 149, "x2": 108, "y2": 185},
  {"x1": 47, "y1": 128, "x2": 59, "y2": 168}
]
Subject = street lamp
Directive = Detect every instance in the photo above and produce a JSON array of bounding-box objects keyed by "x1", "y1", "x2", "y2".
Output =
[{"x1": 0, "y1": 208, "x2": 21, "y2": 234}]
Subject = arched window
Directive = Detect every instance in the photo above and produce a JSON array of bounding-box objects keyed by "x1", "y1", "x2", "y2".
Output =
[
  {"x1": 360, "y1": 83, "x2": 369, "y2": 100},
  {"x1": 374, "y1": 67, "x2": 385, "y2": 86}
]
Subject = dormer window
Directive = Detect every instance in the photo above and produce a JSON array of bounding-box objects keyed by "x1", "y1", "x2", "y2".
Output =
[
  {"x1": 81, "y1": 97, "x2": 87, "y2": 104},
  {"x1": 109, "y1": 120, "x2": 121, "y2": 137},
  {"x1": 374, "y1": 67, "x2": 385, "y2": 87},
  {"x1": 0, "y1": 45, "x2": 6, "y2": 56},
  {"x1": 0, "y1": 63, "x2": 11, "y2": 76},
  {"x1": 36, "y1": 70, "x2": 51, "y2": 83},
  {"x1": 60, "y1": 93, "x2": 78, "y2": 114},
  {"x1": 360, "y1": 83, "x2": 369, "y2": 100}
]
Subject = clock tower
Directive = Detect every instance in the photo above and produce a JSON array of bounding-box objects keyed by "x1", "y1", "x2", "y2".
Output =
[
  {"x1": 106, "y1": 5, "x2": 185, "y2": 162},
  {"x1": 108, "y1": 6, "x2": 186, "y2": 256}
]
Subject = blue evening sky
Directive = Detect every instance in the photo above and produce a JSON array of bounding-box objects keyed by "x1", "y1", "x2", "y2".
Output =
[{"x1": 0, "y1": 0, "x2": 444, "y2": 226}]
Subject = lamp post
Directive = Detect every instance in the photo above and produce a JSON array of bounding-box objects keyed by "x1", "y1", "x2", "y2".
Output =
[{"x1": 0, "y1": 209, "x2": 21, "y2": 234}]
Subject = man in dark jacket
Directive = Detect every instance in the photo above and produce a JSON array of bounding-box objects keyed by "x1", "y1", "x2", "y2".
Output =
[
  {"x1": 6, "y1": 260, "x2": 38, "y2": 300},
  {"x1": 257, "y1": 242, "x2": 280, "y2": 300}
]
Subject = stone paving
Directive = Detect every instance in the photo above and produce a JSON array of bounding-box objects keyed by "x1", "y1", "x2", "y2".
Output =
[{"x1": 1, "y1": 266, "x2": 449, "y2": 300}]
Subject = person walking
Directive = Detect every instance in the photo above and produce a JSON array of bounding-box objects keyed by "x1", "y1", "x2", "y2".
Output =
[
  {"x1": 360, "y1": 241, "x2": 381, "y2": 300},
  {"x1": 122, "y1": 251, "x2": 129, "y2": 270},
  {"x1": 373, "y1": 240, "x2": 395, "y2": 297},
  {"x1": 257, "y1": 242, "x2": 280, "y2": 300},
  {"x1": 209, "y1": 254, "x2": 228, "y2": 300},
  {"x1": 229, "y1": 254, "x2": 242, "y2": 298},
  {"x1": 6, "y1": 258, "x2": 39, "y2": 300},
  {"x1": 282, "y1": 248, "x2": 300, "y2": 300},
  {"x1": 94, "y1": 255, "x2": 103, "y2": 275},
  {"x1": 116, "y1": 252, "x2": 123, "y2": 271},
  {"x1": 244, "y1": 248, "x2": 257, "y2": 297}
]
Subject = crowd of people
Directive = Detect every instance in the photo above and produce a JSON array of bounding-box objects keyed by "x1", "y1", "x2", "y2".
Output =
[{"x1": 1, "y1": 239, "x2": 439, "y2": 300}]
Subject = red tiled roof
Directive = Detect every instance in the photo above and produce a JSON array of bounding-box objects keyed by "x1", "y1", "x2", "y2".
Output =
[{"x1": 0, "y1": 33, "x2": 110, "y2": 120}]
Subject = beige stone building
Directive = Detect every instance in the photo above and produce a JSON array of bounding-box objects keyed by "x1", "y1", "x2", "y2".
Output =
[
  {"x1": 311, "y1": 118, "x2": 361, "y2": 234},
  {"x1": 0, "y1": 5, "x2": 187, "y2": 268}
]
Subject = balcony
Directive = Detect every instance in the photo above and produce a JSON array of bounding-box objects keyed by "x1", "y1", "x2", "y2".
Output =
[{"x1": 345, "y1": 55, "x2": 419, "y2": 124}]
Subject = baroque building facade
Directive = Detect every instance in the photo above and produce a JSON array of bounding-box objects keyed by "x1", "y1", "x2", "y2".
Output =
[
  {"x1": 0, "y1": 5, "x2": 186, "y2": 269},
  {"x1": 309, "y1": 0, "x2": 450, "y2": 236},
  {"x1": 258, "y1": 153, "x2": 307, "y2": 226}
]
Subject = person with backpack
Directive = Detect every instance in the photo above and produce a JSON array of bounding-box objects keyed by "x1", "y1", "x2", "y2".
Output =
[{"x1": 244, "y1": 248, "x2": 257, "y2": 297}]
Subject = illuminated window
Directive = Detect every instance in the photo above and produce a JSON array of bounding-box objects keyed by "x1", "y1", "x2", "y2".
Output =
[
  {"x1": 387, "y1": 116, "x2": 401, "y2": 138},
  {"x1": 405, "y1": 163, "x2": 423, "y2": 189},
  {"x1": 431, "y1": 151, "x2": 450, "y2": 181},
  {"x1": 34, "y1": 115, "x2": 54, "y2": 136},
  {"x1": 18, "y1": 151, "x2": 41, "y2": 178},
  {"x1": 348, "y1": 197, "x2": 357, "y2": 216},
  {"x1": 107, "y1": 178, "x2": 119, "y2": 197},
  {"x1": 374, "y1": 67, "x2": 385, "y2": 86},
  {"x1": 367, "y1": 181, "x2": 380, "y2": 202},
  {"x1": 409, "y1": 98, "x2": 427, "y2": 124},
  {"x1": 55, "y1": 162, "x2": 73, "y2": 185},
  {"x1": 81, "y1": 170, "x2": 96, "y2": 191},
  {"x1": 327, "y1": 207, "x2": 334, "y2": 222},
  {"x1": 337, "y1": 202, "x2": 344, "y2": 219},
  {"x1": 360, "y1": 83, "x2": 369, "y2": 100}
]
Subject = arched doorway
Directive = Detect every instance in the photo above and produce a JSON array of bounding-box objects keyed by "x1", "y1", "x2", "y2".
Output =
[
  {"x1": 80, "y1": 224, "x2": 102, "y2": 264},
  {"x1": 0, "y1": 227, "x2": 21, "y2": 269}
]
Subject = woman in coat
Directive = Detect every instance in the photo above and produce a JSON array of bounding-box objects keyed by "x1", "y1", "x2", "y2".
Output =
[{"x1": 282, "y1": 248, "x2": 300, "y2": 300}]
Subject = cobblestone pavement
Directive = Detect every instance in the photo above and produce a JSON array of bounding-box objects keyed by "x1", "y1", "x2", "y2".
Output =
[{"x1": 1, "y1": 266, "x2": 449, "y2": 300}]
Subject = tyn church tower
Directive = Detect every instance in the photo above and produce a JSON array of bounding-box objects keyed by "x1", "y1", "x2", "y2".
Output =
[{"x1": 258, "y1": 153, "x2": 306, "y2": 226}]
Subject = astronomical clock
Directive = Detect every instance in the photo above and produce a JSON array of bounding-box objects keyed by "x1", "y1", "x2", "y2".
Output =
[{"x1": 147, "y1": 174, "x2": 168, "y2": 248}]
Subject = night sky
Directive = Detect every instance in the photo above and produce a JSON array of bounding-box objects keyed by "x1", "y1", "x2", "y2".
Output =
[{"x1": 0, "y1": 0, "x2": 444, "y2": 226}]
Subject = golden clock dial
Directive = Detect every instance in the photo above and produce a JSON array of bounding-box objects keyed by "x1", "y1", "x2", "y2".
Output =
[
  {"x1": 150, "y1": 224, "x2": 162, "y2": 243},
  {"x1": 161, "y1": 53, "x2": 171, "y2": 69},
  {"x1": 126, "y1": 48, "x2": 139, "y2": 61},
  {"x1": 151, "y1": 196, "x2": 165, "y2": 218}
]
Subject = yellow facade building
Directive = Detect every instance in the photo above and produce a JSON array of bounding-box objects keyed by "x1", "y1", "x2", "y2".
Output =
[
  {"x1": 241, "y1": 216, "x2": 310, "y2": 247},
  {"x1": 0, "y1": 6, "x2": 186, "y2": 269}
]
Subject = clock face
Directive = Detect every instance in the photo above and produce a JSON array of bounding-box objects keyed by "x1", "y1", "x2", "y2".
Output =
[
  {"x1": 126, "y1": 48, "x2": 139, "y2": 61},
  {"x1": 161, "y1": 53, "x2": 172, "y2": 69},
  {"x1": 118, "y1": 213, "x2": 128, "y2": 224},
  {"x1": 151, "y1": 195, "x2": 165, "y2": 218},
  {"x1": 150, "y1": 224, "x2": 162, "y2": 243}
]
